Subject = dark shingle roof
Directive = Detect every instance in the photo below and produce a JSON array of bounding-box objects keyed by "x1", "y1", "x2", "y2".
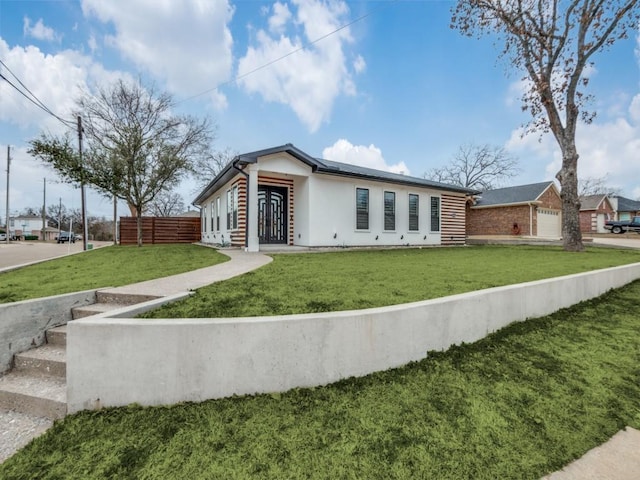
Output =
[
  {"x1": 472, "y1": 181, "x2": 555, "y2": 207},
  {"x1": 193, "y1": 144, "x2": 477, "y2": 204},
  {"x1": 579, "y1": 194, "x2": 608, "y2": 211},
  {"x1": 615, "y1": 196, "x2": 640, "y2": 212},
  {"x1": 315, "y1": 158, "x2": 476, "y2": 194}
]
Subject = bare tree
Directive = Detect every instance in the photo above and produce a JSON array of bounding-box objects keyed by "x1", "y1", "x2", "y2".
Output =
[
  {"x1": 579, "y1": 175, "x2": 622, "y2": 197},
  {"x1": 425, "y1": 143, "x2": 518, "y2": 191},
  {"x1": 191, "y1": 147, "x2": 236, "y2": 193},
  {"x1": 30, "y1": 79, "x2": 215, "y2": 246},
  {"x1": 452, "y1": 0, "x2": 639, "y2": 251},
  {"x1": 148, "y1": 190, "x2": 186, "y2": 217}
]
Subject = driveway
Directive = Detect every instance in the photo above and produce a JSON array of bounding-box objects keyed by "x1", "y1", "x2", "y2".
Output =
[
  {"x1": 591, "y1": 235, "x2": 640, "y2": 249},
  {"x1": 0, "y1": 241, "x2": 112, "y2": 271}
]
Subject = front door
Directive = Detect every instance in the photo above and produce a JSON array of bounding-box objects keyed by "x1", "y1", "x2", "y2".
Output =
[{"x1": 258, "y1": 186, "x2": 287, "y2": 244}]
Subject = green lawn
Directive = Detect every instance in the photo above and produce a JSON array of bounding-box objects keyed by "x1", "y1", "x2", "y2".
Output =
[
  {"x1": 144, "y1": 245, "x2": 640, "y2": 318},
  {"x1": 0, "y1": 244, "x2": 229, "y2": 304},
  {"x1": 2, "y1": 280, "x2": 639, "y2": 479}
]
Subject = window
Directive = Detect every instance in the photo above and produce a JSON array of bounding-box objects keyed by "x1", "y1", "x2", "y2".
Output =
[
  {"x1": 384, "y1": 191, "x2": 395, "y2": 231},
  {"x1": 409, "y1": 194, "x2": 419, "y2": 231},
  {"x1": 202, "y1": 206, "x2": 207, "y2": 233},
  {"x1": 356, "y1": 188, "x2": 369, "y2": 230},
  {"x1": 226, "y1": 189, "x2": 232, "y2": 229},
  {"x1": 430, "y1": 196, "x2": 440, "y2": 232},
  {"x1": 210, "y1": 201, "x2": 215, "y2": 231},
  {"x1": 216, "y1": 197, "x2": 221, "y2": 231},
  {"x1": 232, "y1": 185, "x2": 238, "y2": 229}
]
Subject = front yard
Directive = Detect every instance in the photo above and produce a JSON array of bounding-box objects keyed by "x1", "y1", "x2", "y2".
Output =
[
  {"x1": 143, "y1": 245, "x2": 640, "y2": 318},
  {"x1": 2, "y1": 278, "x2": 639, "y2": 479}
]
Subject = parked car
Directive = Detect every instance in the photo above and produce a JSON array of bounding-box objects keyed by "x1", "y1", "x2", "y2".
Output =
[
  {"x1": 604, "y1": 216, "x2": 640, "y2": 234},
  {"x1": 0, "y1": 233, "x2": 6, "y2": 241},
  {"x1": 57, "y1": 231, "x2": 76, "y2": 243}
]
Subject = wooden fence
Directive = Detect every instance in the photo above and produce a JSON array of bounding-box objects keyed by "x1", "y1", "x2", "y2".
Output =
[{"x1": 119, "y1": 217, "x2": 201, "y2": 245}]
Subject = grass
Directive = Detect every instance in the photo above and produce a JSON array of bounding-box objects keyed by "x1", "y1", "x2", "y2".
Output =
[
  {"x1": 143, "y1": 245, "x2": 640, "y2": 318},
  {"x1": 2, "y1": 279, "x2": 639, "y2": 479},
  {"x1": 0, "y1": 244, "x2": 229, "y2": 304}
]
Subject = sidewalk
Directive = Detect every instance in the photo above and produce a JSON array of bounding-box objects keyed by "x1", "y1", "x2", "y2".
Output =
[
  {"x1": 98, "y1": 248, "x2": 272, "y2": 297},
  {"x1": 542, "y1": 427, "x2": 640, "y2": 479}
]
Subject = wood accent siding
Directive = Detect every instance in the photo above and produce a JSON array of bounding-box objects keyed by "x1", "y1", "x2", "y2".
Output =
[
  {"x1": 230, "y1": 178, "x2": 247, "y2": 247},
  {"x1": 441, "y1": 194, "x2": 466, "y2": 245},
  {"x1": 119, "y1": 217, "x2": 201, "y2": 245},
  {"x1": 258, "y1": 175, "x2": 295, "y2": 246}
]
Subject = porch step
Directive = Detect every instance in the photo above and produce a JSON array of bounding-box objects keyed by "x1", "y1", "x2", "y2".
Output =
[
  {"x1": 13, "y1": 345, "x2": 66, "y2": 378},
  {"x1": 96, "y1": 291, "x2": 160, "y2": 306},
  {"x1": 72, "y1": 302, "x2": 127, "y2": 320},
  {"x1": 0, "y1": 372, "x2": 66, "y2": 419},
  {"x1": 46, "y1": 325, "x2": 67, "y2": 346}
]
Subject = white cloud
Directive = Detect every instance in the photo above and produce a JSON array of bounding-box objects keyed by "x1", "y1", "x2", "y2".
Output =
[
  {"x1": 237, "y1": 0, "x2": 362, "y2": 132},
  {"x1": 81, "y1": 0, "x2": 234, "y2": 108},
  {"x1": 23, "y1": 17, "x2": 59, "y2": 42},
  {"x1": 0, "y1": 39, "x2": 132, "y2": 133},
  {"x1": 269, "y1": 2, "x2": 292, "y2": 33},
  {"x1": 323, "y1": 139, "x2": 410, "y2": 175},
  {"x1": 353, "y1": 54, "x2": 366, "y2": 74},
  {"x1": 506, "y1": 96, "x2": 640, "y2": 199}
]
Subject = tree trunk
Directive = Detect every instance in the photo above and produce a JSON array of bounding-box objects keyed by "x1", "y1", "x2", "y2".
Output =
[
  {"x1": 136, "y1": 207, "x2": 143, "y2": 247},
  {"x1": 556, "y1": 145, "x2": 584, "y2": 252}
]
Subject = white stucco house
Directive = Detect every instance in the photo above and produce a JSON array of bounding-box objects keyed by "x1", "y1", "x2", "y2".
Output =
[{"x1": 193, "y1": 144, "x2": 476, "y2": 252}]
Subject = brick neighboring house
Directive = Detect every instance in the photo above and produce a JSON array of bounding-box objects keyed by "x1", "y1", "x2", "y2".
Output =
[
  {"x1": 579, "y1": 195, "x2": 614, "y2": 234},
  {"x1": 609, "y1": 196, "x2": 640, "y2": 221},
  {"x1": 466, "y1": 181, "x2": 562, "y2": 237}
]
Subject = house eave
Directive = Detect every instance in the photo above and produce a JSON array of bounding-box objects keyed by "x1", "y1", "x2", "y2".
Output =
[{"x1": 471, "y1": 201, "x2": 542, "y2": 210}]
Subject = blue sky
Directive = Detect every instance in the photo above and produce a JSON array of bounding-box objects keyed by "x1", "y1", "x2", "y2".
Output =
[{"x1": 1, "y1": 0, "x2": 639, "y2": 219}]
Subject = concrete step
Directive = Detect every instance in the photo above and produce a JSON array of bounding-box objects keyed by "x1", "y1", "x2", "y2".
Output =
[
  {"x1": 0, "y1": 372, "x2": 66, "y2": 419},
  {"x1": 96, "y1": 291, "x2": 160, "y2": 306},
  {"x1": 46, "y1": 325, "x2": 67, "y2": 346},
  {"x1": 14, "y1": 345, "x2": 66, "y2": 378},
  {"x1": 72, "y1": 302, "x2": 129, "y2": 319}
]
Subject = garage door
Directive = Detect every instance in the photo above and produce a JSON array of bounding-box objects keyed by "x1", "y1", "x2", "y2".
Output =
[{"x1": 537, "y1": 209, "x2": 561, "y2": 237}]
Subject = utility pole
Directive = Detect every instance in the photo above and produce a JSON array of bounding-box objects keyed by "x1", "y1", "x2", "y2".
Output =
[
  {"x1": 5, "y1": 145, "x2": 10, "y2": 245},
  {"x1": 41, "y1": 178, "x2": 46, "y2": 241},
  {"x1": 77, "y1": 116, "x2": 88, "y2": 250}
]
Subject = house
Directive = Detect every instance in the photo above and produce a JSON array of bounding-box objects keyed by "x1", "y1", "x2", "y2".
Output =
[
  {"x1": 6, "y1": 215, "x2": 56, "y2": 240},
  {"x1": 579, "y1": 195, "x2": 614, "y2": 234},
  {"x1": 193, "y1": 144, "x2": 476, "y2": 251},
  {"x1": 609, "y1": 195, "x2": 640, "y2": 221},
  {"x1": 466, "y1": 181, "x2": 562, "y2": 237}
]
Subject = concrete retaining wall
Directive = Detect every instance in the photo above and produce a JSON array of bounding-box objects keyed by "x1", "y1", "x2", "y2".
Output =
[
  {"x1": 67, "y1": 263, "x2": 640, "y2": 413},
  {"x1": 0, "y1": 290, "x2": 96, "y2": 373}
]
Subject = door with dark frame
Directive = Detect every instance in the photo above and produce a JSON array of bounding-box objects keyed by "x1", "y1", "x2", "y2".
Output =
[{"x1": 258, "y1": 185, "x2": 287, "y2": 244}]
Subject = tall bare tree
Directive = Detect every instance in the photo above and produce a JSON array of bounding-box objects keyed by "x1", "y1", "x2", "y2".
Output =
[
  {"x1": 578, "y1": 175, "x2": 621, "y2": 197},
  {"x1": 452, "y1": 0, "x2": 639, "y2": 251},
  {"x1": 148, "y1": 190, "x2": 186, "y2": 217},
  {"x1": 426, "y1": 143, "x2": 518, "y2": 191},
  {"x1": 30, "y1": 79, "x2": 215, "y2": 246},
  {"x1": 191, "y1": 147, "x2": 236, "y2": 193}
]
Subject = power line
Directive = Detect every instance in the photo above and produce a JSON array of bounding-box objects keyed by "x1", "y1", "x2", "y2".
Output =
[
  {"x1": 0, "y1": 59, "x2": 75, "y2": 129},
  {"x1": 178, "y1": 2, "x2": 389, "y2": 105}
]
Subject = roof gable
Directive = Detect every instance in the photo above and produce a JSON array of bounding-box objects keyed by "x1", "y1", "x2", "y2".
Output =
[
  {"x1": 579, "y1": 194, "x2": 610, "y2": 211},
  {"x1": 472, "y1": 181, "x2": 557, "y2": 207}
]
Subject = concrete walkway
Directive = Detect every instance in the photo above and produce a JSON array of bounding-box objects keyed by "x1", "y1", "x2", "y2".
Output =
[
  {"x1": 542, "y1": 427, "x2": 640, "y2": 480},
  {"x1": 99, "y1": 248, "x2": 272, "y2": 297}
]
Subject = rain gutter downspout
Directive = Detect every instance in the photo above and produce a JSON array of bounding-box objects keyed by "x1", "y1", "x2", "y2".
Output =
[
  {"x1": 232, "y1": 160, "x2": 249, "y2": 249},
  {"x1": 530, "y1": 203, "x2": 534, "y2": 236}
]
